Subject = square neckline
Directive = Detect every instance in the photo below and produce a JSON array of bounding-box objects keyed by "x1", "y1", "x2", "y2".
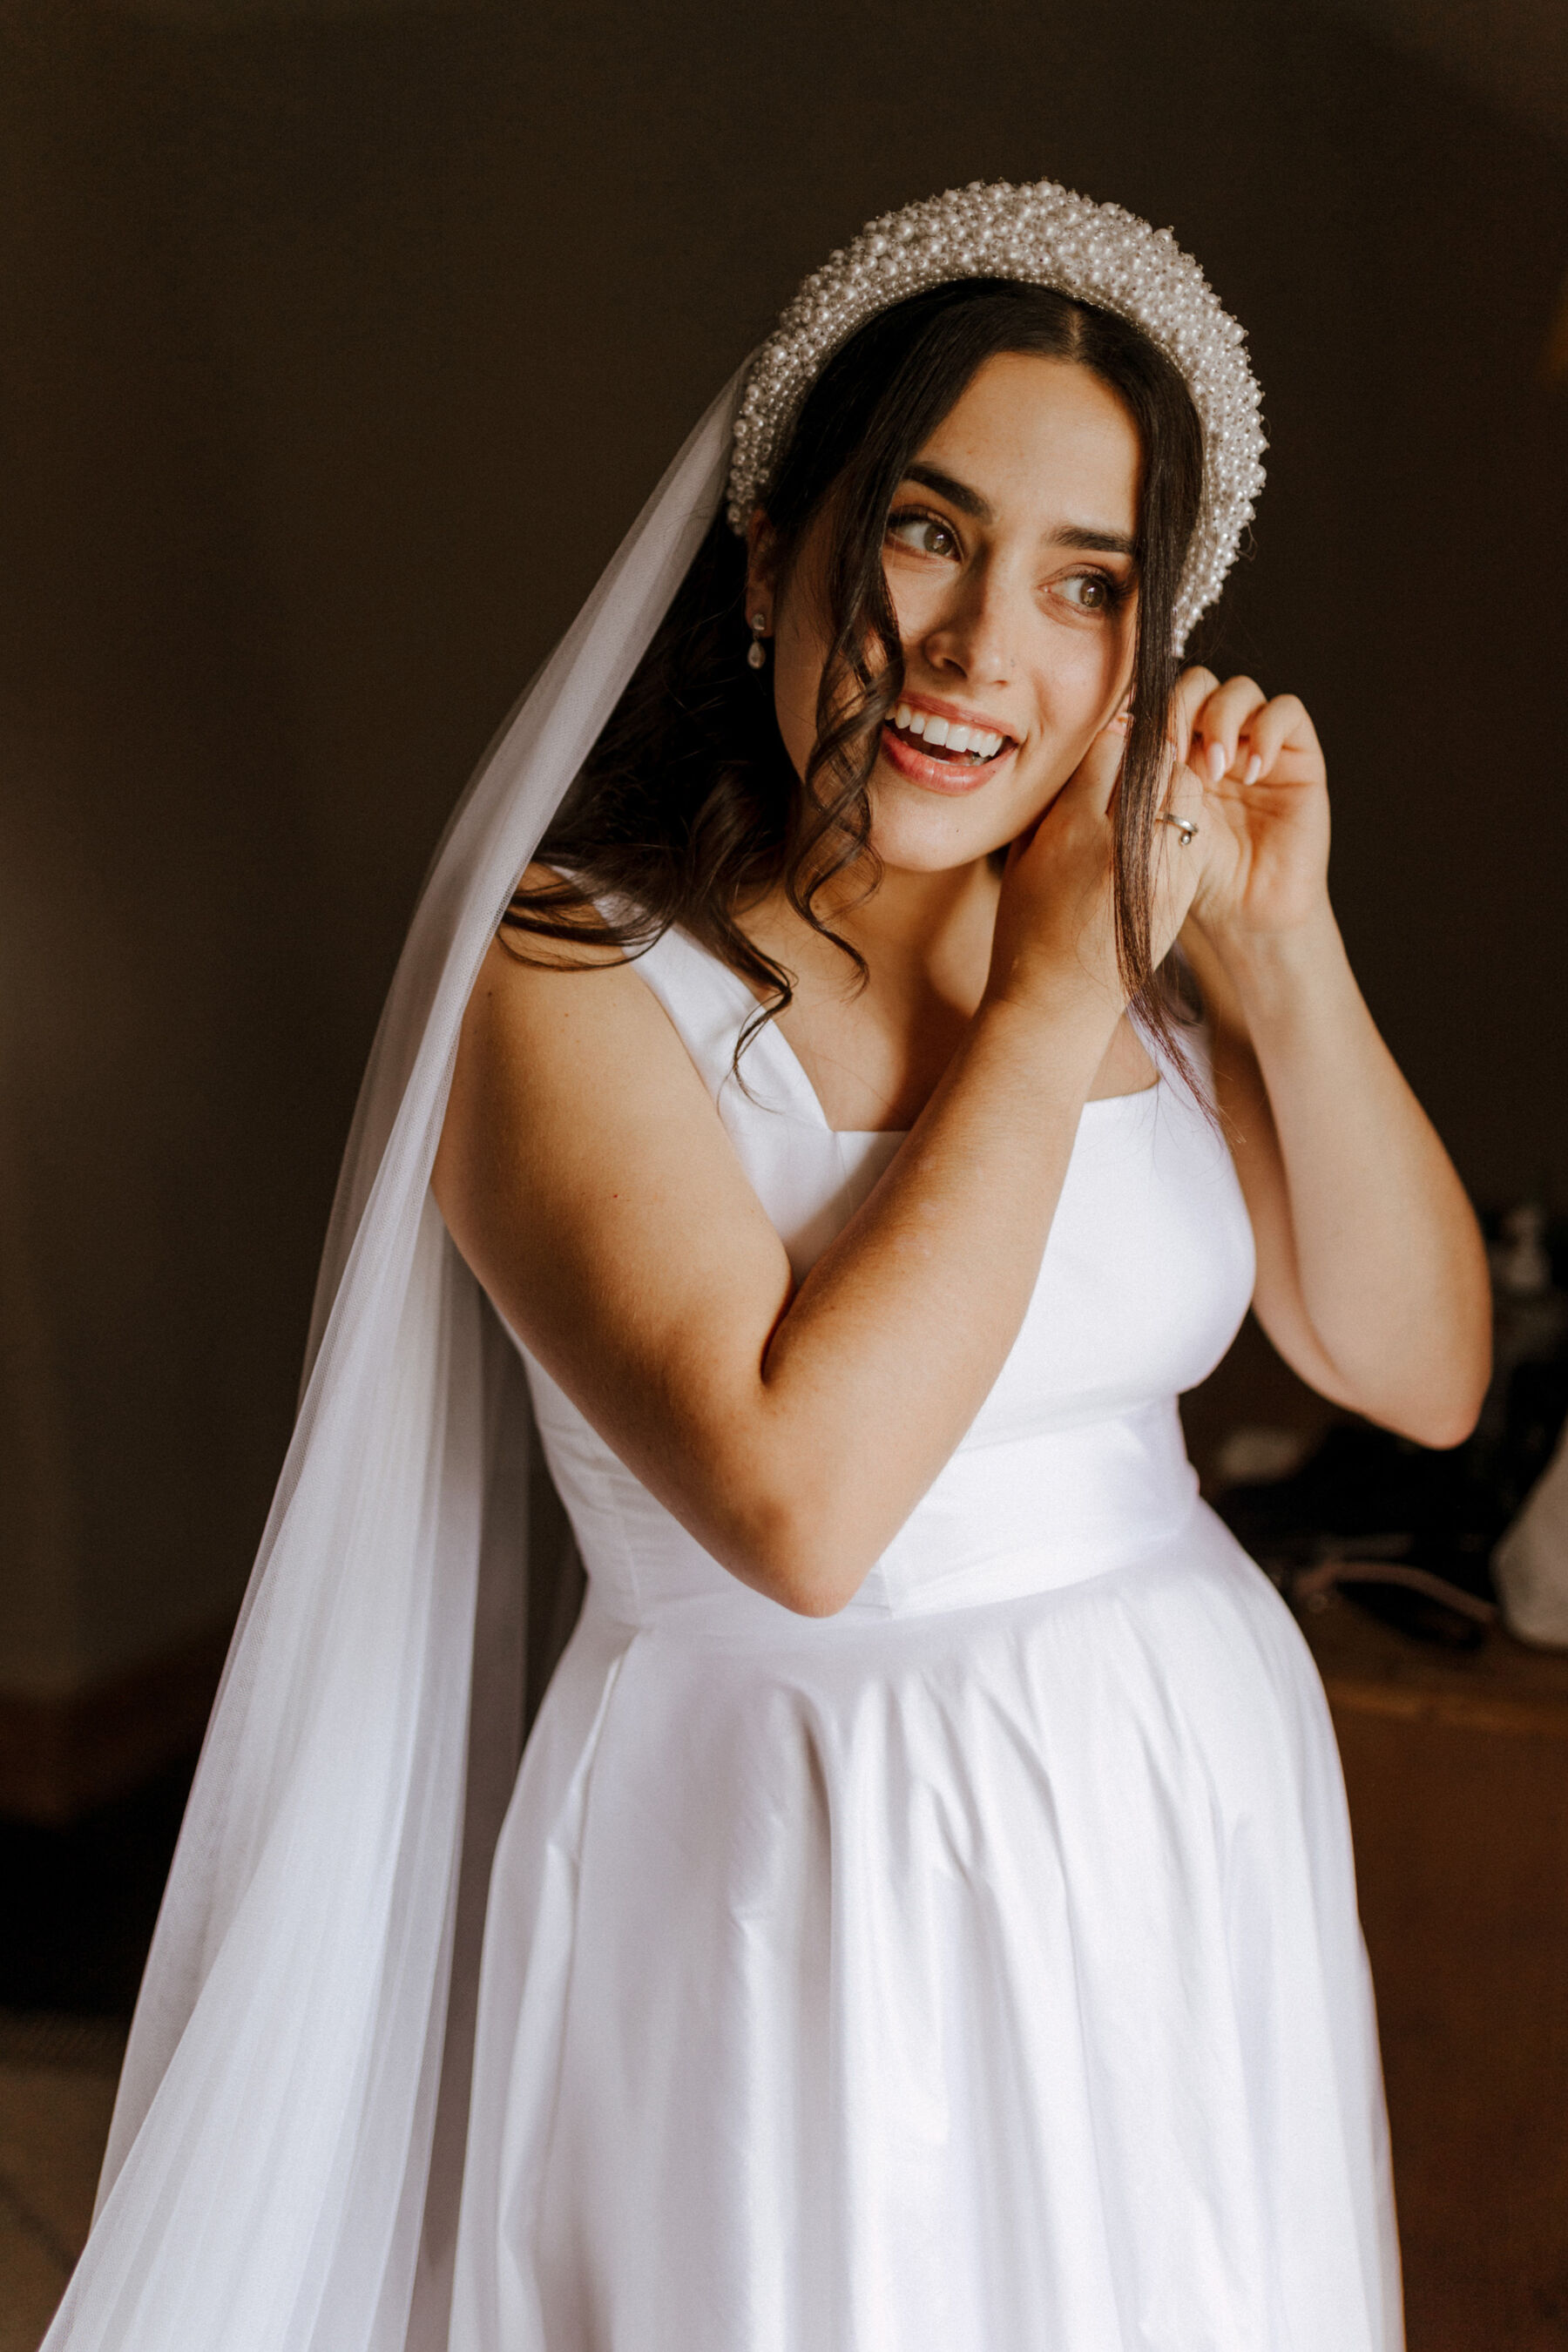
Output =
[
  {"x1": 695, "y1": 933, "x2": 1160, "y2": 1141},
  {"x1": 560, "y1": 873, "x2": 1164, "y2": 1140}
]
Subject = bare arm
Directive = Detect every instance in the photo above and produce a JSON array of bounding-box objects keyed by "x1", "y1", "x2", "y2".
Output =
[
  {"x1": 434, "y1": 722, "x2": 1201, "y2": 1616},
  {"x1": 1180, "y1": 673, "x2": 1490, "y2": 1447}
]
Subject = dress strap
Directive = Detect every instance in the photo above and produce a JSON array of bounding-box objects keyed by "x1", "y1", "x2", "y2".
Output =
[
  {"x1": 629, "y1": 925, "x2": 752, "y2": 1102},
  {"x1": 627, "y1": 924, "x2": 818, "y2": 1124},
  {"x1": 544, "y1": 869, "x2": 801, "y2": 1117}
]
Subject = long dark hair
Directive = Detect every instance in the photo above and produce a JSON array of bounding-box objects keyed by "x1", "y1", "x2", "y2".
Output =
[{"x1": 502, "y1": 279, "x2": 1206, "y2": 1060}]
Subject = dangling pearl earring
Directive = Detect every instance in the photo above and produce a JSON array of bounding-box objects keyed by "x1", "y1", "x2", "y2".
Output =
[{"x1": 747, "y1": 611, "x2": 769, "y2": 671}]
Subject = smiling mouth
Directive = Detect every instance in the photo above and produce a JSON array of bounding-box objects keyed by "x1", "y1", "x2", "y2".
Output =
[{"x1": 883, "y1": 702, "x2": 1014, "y2": 767}]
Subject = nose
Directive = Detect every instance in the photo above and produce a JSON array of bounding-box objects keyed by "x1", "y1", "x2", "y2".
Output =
[{"x1": 918, "y1": 554, "x2": 1017, "y2": 688}]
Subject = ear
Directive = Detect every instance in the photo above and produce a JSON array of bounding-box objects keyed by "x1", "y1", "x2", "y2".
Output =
[{"x1": 743, "y1": 508, "x2": 780, "y2": 628}]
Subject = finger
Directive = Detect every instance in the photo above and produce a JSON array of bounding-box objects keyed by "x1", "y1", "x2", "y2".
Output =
[
  {"x1": 1192, "y1": 674, "x2": 1267, "y2": 785},
  {"x1": 1237, "y1": 693, "x2": 1315, "y2": 784},
  {"x1": 1155, "y1": 763, "x2": 1206, "y2": 843},
  {"x1": 1151, "y1": 746, "x2": 1205, "y2": 855},
  {"x1": 1168, "y1": 667, "x2": 1220, "y2": 767},
  {"x1": 1073, "y1": 709, "x2": 1132, "y2": 817},
  {"x1": 1149, "y1": 767, "x2": 1207, "y2": 941},
  {"x1": 1161, "y1": 749, "x2": 1205, "y2": 817}
]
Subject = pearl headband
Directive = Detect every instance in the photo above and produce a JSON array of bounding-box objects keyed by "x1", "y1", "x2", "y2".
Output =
[{"x1": 726, "y1": 179, "x2": 1267, "y2": 650}]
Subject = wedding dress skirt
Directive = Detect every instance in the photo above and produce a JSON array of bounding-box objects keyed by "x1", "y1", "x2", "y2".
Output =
[{"x1": 447, "y1": 925, "x2": 1402, "y2": 2351}]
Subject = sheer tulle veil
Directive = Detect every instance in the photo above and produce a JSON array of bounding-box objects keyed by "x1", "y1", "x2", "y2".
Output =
[{"x1": 43, "y1": 373, "x2": 742, "y2": 2352}]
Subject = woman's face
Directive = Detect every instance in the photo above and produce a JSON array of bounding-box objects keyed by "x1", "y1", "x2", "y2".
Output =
[{"x1": 757, "y1": 351, "x2": 1143, "y2": 875}]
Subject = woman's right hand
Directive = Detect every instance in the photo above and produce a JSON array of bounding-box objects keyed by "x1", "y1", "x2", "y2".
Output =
[{"x1": 983, "y1": 703, "x2": 1206, "y2": 1019}]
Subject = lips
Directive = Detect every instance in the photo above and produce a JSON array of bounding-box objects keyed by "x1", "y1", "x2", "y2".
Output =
[
  {"x1": 879, "y1": 697, "x2": 1017, "y2": 793},
  {"x1": 888, "y1": 701, "x2": 1010, "y2": 763}
]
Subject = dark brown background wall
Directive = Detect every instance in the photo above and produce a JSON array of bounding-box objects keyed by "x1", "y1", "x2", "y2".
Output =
[{"x1": 2, "y1": 0, "x2": 1565, "y2": 1709}]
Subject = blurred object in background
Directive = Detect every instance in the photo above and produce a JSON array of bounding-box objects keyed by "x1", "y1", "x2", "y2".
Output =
[
  {"x1": 1209, "y1": 1422, "x2": 1318, "y2": 1489},
  {"x1": 1216, "y1": 1418, "x2": 1500, "y2": 1646},
  {"x1": 1484, "y1": 1201, "x2": 1568, "y2": 1461},
  {"x1": 1206, "y1": 1200, "x2": 1568, "y2": 1652},
  {"x1": 1495, "y1": 1421, "x2": 1568, "y2": 1648},
  {"x1": 1487, "y1": 1200, "x2": 1568, "y2": 1646}
]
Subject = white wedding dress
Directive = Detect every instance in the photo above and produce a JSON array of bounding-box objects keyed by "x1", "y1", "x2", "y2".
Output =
[{"x1": 448, "y1": 922, "x2": 1403, "y2": 2352}]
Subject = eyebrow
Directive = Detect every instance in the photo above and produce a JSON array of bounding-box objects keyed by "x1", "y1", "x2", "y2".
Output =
[
  {"x1": 902, "y1": 461, "x2": 1137, "y2": 559},
  {"x1": 1055, "y1": 521, "x2": 1138, "y2": 558},
  {"x1": 904, "y1": 461, "x2": 995, "y2": 522}
]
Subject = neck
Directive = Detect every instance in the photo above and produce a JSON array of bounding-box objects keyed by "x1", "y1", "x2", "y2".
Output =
[{"x1": 788, "y1": 853, "x2": 1000, "y2": 974}]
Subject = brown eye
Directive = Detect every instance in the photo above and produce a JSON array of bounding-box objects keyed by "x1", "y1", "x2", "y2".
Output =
[
  {"x1": 1059, "y1": 572, "x2": 1117, "y2": 613},
  {"x1": 888, "y1": 510, "x2": 959, "y2": 560}
]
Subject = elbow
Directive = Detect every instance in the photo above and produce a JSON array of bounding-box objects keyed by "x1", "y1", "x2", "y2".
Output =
[
  {"x1": 1439, "y1": 1370, "x2": 1490, "y2": 1448},
  {"x1": 774, "y1": 1574, "x2": 861, "y2": 1619},
  {"x1": 1394, "y1": 1399, "x2": 1483, "y2": 1453},
  {"x1": 724, "y1": 1486, "x2": 872, "y2": 1619},
  {"x1": 1359, "y1": 1290, "x2": 1493, "y2": 1453},
  {"x1": 1381, "y1": 1349, "x2": 1491, "y2": 1453},
  {"x1": 751, "y1": 1535, "x2": 868, "y2": 1620},
  {"x1": 1416, "y1": 1264, "x2": 1496, "y2": 1450},
  {"x1": 1423, "y1": 1321, "x2": 1494, "y2": 1450}
]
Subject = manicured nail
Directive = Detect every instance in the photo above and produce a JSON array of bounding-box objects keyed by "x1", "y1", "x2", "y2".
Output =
[
  {"x1": 1206, "y1": 739, "x2": 1227, "y2": 785},
  {"x1": 1243, "y1": 752, "x2": 1263, "y2": 786}
]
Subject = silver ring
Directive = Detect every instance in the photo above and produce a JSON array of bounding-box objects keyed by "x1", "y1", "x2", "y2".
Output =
[{"x1": 1158, "y1": 811, "x2": 1200, "y2": 848}]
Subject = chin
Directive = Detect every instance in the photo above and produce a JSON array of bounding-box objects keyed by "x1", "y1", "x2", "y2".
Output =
[{"x1": 865, "y1": 766, "x2": 1056, "y2": 876}]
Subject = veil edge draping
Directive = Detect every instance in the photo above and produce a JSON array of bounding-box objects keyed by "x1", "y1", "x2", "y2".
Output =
[{"x1": 42, "y1": 370, "x2": 742, "y2": 2352}]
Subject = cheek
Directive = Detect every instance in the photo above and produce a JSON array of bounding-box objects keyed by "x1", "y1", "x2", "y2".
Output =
[
  {"x1": 1032, "y1": 613, "x2": 1135, "y2": 724},
  {"x1": 1002, "y1": 634, "x2": 1132, "y2": 812},
  {"x1": 884, "y1": 564, "x2": 948, "y2": 651}
]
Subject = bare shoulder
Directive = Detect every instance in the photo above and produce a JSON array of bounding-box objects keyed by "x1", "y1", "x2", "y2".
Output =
[
  {"x1": 434, "y1": 861, "x2": 787, "y2": 1348},
  {"x1": 440, "y1": 868, "x2": 715, "y2": 1194},
  {"x1": 431, "y1": 869, "x2": 794, "y2": 1511}
]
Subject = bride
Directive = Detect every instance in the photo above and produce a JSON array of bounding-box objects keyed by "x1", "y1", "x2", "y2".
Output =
[{"x1": 49, "y1": 183, "x2": 1487, "y2": 2351}]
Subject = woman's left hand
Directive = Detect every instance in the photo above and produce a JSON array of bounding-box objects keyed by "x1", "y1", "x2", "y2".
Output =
[{"x1": 1172, "y1": 667, "x2": 1331, "y2": 943}]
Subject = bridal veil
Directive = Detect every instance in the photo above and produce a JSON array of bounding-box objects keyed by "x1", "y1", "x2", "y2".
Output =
[{"x1": 43, "y1": 375, "x2": 741, "y2": 2352}]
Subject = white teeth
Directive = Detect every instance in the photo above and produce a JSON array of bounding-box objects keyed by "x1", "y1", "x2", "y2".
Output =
[{"x1": 888, "y1": 706, "x2": 1009, "y2": 760}]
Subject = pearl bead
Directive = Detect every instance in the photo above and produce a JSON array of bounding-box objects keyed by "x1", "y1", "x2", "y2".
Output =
[{"x1": 725, "y1": 177, "x2": 1267, "y2": 652}]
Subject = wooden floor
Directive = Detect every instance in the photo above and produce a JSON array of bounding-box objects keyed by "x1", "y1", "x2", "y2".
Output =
[
  {"x1": 0, "y1": 2017, "x2": 121, "y2": 2352},
  {"x1": 1308, "y1": 1598, "x2": 1568, "y2": 2350}
]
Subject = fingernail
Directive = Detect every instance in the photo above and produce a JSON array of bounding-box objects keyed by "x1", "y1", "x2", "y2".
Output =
[
  {"x1": 1243, "y1": 753, "x2": 1262, "y2": 786},
  {"x1": 1206, "y1": 740, "x2": 1227, "y2": 785}
]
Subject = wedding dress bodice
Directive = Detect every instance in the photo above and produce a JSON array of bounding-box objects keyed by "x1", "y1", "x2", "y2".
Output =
[{"x1": 517, "y1": 922, "x2": 1255, "y2": 1629}]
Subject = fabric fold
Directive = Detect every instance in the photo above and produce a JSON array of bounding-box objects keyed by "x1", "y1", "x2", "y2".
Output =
[{"x1": 46, "y1": 376, "x2": 743, "y2": 2352}]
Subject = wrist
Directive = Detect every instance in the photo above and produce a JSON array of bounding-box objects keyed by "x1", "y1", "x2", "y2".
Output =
[
  {"x1": 1199, "y1": 901, "x2": 1350, "y2": 1024},
  {"x1": 972, "y1": 974, "x2": 1124, "y2": 1096}
]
